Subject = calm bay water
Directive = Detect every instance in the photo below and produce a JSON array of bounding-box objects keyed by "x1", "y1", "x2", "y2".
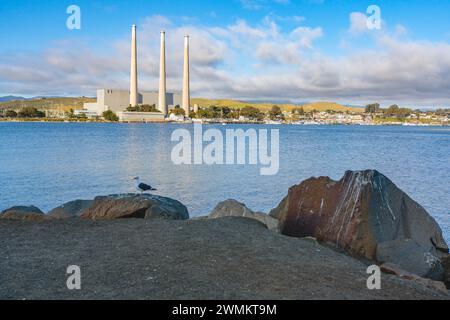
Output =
[{"x1": 0, "y1": 122, "x2": 449, "y2": 243}]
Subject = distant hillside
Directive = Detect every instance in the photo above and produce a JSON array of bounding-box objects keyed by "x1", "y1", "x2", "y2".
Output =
[
  {"x1": 0, "y1": 97, "x2": 95, "y2": 111},
  {"x1": 300, "y1": 102, "x2": 364, "y2": 113},
  {"x1": 191, "y1": 98, "x2": 364, "y2": 113},
  {"x1": 0, "y1": 96, "x2": 364, "y2": 113},
  {"x1": 0, "y1": 96, "x2": 27, "y2": 102}
]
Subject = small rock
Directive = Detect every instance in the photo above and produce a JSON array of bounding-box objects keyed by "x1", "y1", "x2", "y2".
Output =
[
  {"x1": 208, "y1": 199, "x2": 279, "y2": 232},
  {"x1": 0, "y1": 206, "x2": 46, "y2": 221},
  {"x1": 380, "y1": 262, "x2": 414, "y2": 279}
]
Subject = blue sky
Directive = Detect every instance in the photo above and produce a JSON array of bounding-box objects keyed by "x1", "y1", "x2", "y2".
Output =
[{"x1": 1, "y1": 0, "x2": 450, "y2": 107}]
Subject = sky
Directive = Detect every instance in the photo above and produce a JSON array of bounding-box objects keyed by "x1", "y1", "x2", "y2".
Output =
[{"x1": 0, "y1": 0, "x2": 450, "y2": 108}]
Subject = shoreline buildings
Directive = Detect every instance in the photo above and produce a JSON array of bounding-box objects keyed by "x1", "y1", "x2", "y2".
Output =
[{"x1": 80, "y1": 25, "x2": 190, "y2": 121}]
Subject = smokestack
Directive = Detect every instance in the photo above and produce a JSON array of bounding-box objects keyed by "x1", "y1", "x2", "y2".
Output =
[
  {"x1": 182, "y1": 35, "x2": 190, "y2": 117},
  {"x1": 158, "y1": 31, "x2": 167, "y2": 116},
  {"x1": 129, "y1": 25, "x2": 138, "y2": 107}
]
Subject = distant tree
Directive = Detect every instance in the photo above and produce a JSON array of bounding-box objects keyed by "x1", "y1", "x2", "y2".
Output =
[
  {"x1": 126, "y1": 104, "x2": 159, "y2": 112},
  {"x1": 386, "y1": 104, "x2": 400, "y2": 116},
  {"x1": 140, "y1": 104, "x2": 158, "y2": 112},
  {"x1": 196, "y1": 108, "x2": 215, "y2": 119},
  {"x1": 126, "y1": 105, "x2": 139, "y2": 112},
  {"x1": 221, "y1": 107, "x2": 232, "y2": 118},
  {"x1": 228, "y1": 110, "x2": 240, "y2": 119},
  {"x1": 78, "y1": 112, "x2": 87, "y2": 119},
  {"x1": 5, "y1": 110, "x2": 17, "y2": 117},
  {"x1": 365, "y1": 103, "x2": 380, "y2": 113},
  {"x1": 240, "y1": 106, "x2": 264, "y2": 120},
  {"x1": 102, "y1": 110, "x2": 119, "y2": 122},
  {"x1": 18, "y1": 107, "x2": 45, "y2": 118},
  {"x1": 291, "y1": 107, "x2": 305, "y2": 115},
  {"x1": 269, "y1": 105, "x2": 283, "y2": 120},
  {"x1": 171, "y1": 108, "x2": 185, "y2": 116}
]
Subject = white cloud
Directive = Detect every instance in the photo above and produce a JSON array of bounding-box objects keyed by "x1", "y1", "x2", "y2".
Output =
[
  {"x1": 1, "y1": 15, "x2": 450, "y2": 107},
  {"x1": 348, "y1": 12, "x2": 369, "y2": 35},
  {"x1": 239, "y1": 0, "x2": 289, "y2": 10}
]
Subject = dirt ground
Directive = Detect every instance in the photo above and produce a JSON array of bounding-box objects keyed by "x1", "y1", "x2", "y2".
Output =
[{"x1": 0, "y1": 217, "x2": 448, "y2": 300}]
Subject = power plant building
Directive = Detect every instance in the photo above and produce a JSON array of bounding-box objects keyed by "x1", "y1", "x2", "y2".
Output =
[
  {"x1": 83, "y1": 89, "x2": 181, "y2": 115},
  {"x1": 82, "y1": 25, "x2": 189, "y2": 120}
]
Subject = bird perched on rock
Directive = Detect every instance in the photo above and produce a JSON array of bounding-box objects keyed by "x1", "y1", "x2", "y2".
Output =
[{"x1": 132, "y1": 177, "x2": 157, "y2": 194}]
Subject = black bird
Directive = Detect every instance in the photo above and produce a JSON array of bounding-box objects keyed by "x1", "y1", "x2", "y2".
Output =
[{"x1": 133, "y1": 177, "x2": 157, "y2": 193}]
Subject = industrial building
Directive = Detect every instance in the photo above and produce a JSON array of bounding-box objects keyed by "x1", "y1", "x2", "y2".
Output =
[
  {"x1": 81, "y1": 25, "x2": 190, "y2": 120},
  {"x1": 82, "y1": 89, "x2": 181, "y2": 115}
]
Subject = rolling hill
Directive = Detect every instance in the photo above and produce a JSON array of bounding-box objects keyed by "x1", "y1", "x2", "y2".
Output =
[
  {"x1": 0, "y1": 97, "x2": 95, "y2": 111},
  {"x1": 0, "y1": 96, "x2": 364, "y2": 113},
  {"x1": 191, "y1": 98, "x2": 364, "y2": 113},
  {"x1": 0, "y1": 96, "x2": 27, "y2": 102}
]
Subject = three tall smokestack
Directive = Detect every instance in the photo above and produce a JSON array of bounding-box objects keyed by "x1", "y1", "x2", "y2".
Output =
[
  {"x1": 129, "y1": 25, "x2": 138, "y2": 107},
  {"x1": 182, "y1": 35, "x2": 190, "y2": 116},
  {"x1": 129, "y1": 26, "x2": 190, "y2": 117},
  {"x1": 158, "y1": 31, "x2": 167, "y2": 116}
]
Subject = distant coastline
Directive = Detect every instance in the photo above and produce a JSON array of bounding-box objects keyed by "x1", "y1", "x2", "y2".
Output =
[
  {"x1": 0, "y1": 118, "x2": 448, "y2": 126},
  {"x1": 1, "y1": 97, "x2": 449, "y2": 126}
]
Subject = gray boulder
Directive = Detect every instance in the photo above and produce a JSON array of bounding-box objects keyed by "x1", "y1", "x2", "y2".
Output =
[
  {"x1": 442, "y1": 255, "x2": 450, "y2": 289},
  {"x1": 209, "y1": 199, "x2": 279, "y2": 232},
  {"x1": 81, "y1": 194, "x2": 189, "y2": 220},
  {"x1": 48, "y1": 200, "x2": 93, "y2": 219},
  {"x1": 0, "y1": 206, "x2": 46, "y2": 221}
]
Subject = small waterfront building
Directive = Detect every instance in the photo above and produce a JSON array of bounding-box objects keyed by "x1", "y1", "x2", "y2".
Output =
[
  {"x1": 73, "y1": 109, "x2": 100, "y2": 119},
  {"x1": 116, "y1": 111, "x2": 165, "y2": 123}
]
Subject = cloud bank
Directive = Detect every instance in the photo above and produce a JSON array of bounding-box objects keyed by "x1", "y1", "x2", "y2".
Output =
[{"x1": 1, "y1": 13, "x2": 450, "y2": 108}]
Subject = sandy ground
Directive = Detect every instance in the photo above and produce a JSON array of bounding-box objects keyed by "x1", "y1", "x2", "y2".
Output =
[{"x1": 0, "y1": 217, "x2": 448, "y2": 300}]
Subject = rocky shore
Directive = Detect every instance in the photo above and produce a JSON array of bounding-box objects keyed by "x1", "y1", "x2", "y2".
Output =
[{"x1": 1, "y1": 170, "x2": 449, "y2": 300}]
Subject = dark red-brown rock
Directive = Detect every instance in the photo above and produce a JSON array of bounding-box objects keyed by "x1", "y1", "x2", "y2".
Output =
[{"x1": 270, "y1": 170, "x2": 448, "y2": 280}]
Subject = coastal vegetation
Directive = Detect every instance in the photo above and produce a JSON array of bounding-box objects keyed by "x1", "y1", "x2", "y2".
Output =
[
  {"x1": 126, "y1": 104, "x2": 160, "y2": 112},
  {"x1": 0, "y1": 96, "x2": 449, "y2": 125},
  {"x1": 102, "y1": 110, "x2": 119, "y2": 122},
  {"x1": 170, "y1": 105, "x2": 186, "y2": 116}
]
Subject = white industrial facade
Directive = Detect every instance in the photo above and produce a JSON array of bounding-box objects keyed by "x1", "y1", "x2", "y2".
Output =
[{"x1": 83, "y1": 89, "x2": 182, "y2": 115}]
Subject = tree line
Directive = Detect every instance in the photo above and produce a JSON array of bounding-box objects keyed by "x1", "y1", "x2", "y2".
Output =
[{"x1": 365, "y1": 103, "x2": 450, "y2": 117}]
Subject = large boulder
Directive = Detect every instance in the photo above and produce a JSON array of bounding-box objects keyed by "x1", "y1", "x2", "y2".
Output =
[
  {"x1": 270, "y1": 170, "x2": 448, "y2": 280},
  {"x1": 209, "y1": 199, "x2": 279, "y2": 232},
  {"x1": 0, "y1": 206, "x2": 46, "y2": 221},
  {"x1": 48, "y1": 200, "x2": 93, "y2": 219},
  {"x1": 442, "y1": 255, "x2": 450, "y2": 289},
  {"x1": 81, "y1": 194, "x2": 189, "y2": 220}
]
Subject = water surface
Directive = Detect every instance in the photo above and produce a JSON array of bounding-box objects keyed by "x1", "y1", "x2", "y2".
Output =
[{"x1": 0, "y1": 123, "x2": 448, "y2": 243}]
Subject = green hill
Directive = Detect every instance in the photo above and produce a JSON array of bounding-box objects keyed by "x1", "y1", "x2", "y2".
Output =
[
  {"x1": 0, "y1": 96, "x2": 364, "y2": 113},
  {"x1": 191, "y1": 98, "x2": 364, "y2": 113},
  {"x1": 0, "y1": 97, "x2": 95, "y2": 111}
]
